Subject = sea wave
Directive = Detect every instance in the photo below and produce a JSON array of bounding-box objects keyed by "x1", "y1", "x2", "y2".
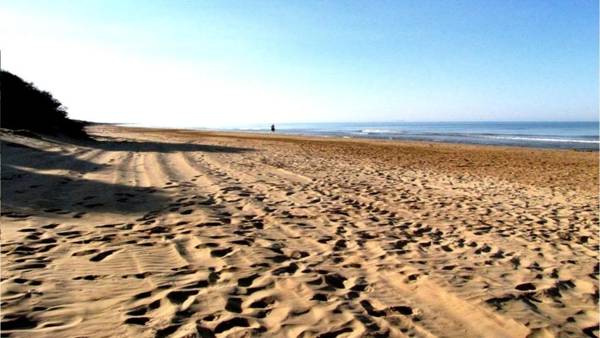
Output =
[
  {"x1": 360, "y1": 129, "x2": 400, "y2": 134},
  {"x1": 358, "y1": 129, "x2": 599, "y2": 144},
  {"x1": 478, "y1": 135, "x2": 600, "y2": 144}
]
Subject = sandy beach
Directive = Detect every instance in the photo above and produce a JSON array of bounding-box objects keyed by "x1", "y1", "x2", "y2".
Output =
[{"x1": 1, "y1": 125, "x2": 598, "y2": 337}]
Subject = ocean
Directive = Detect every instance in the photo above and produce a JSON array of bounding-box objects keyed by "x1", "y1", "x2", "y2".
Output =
[{"x1": 225, "y1": 121, "x2": 599, "y2": 150}]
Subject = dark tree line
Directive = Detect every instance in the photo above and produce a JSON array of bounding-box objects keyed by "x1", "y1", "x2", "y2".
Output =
[{"x1": 1, "y1": 70, "x2": 88, "y2": 138}]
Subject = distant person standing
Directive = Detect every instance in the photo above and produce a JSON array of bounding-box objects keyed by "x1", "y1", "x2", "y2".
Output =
[{"x1": 271, "y1": 124, "x2": 275, "y2": 132}]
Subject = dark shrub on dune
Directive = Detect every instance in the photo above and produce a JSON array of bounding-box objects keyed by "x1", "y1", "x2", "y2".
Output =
[{"x1": 1, "y1": 70, "x2": 88, "y2": 138}]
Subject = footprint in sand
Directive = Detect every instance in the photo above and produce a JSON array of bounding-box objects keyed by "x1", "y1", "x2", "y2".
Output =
[{"x1": 89, "y1": 249, "x2": 119, "y2": 262}]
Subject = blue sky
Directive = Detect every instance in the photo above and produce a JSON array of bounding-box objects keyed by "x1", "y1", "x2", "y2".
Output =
[{"x1": 1, "y1": 1, "x2": 597, "y2": 127}]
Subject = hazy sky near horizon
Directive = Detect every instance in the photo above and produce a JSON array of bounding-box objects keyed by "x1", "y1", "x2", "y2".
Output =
[{"x1": 1, "y1": 1, "x2": 598, "y2": 127}]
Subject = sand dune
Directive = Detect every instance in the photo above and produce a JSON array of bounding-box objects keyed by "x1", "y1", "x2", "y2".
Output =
[{"x1": 1, "y1": 125, "x2": 598, "y2": 337}]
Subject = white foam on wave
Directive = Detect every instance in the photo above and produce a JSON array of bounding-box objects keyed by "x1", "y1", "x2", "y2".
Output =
[
  {"x1": 360, "y1": 128, "x2": 599, "y2": 144},
  {"x1": 479, "y1": 135, "x2": 599, "y2": 144},
  {"x1": 360, "y1": 129, "x2": 398, "y2": 134}
]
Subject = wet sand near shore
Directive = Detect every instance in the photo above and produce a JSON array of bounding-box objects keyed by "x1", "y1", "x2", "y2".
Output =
[{"x1": 1, "y1": 125, "x2": 598, "y2": 337}]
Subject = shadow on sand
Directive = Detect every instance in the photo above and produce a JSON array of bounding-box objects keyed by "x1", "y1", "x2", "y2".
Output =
[
  {"x1": 1, "y1": 136, "x2": 253, "y2": 217},
  {"x1": 81, "y1": 135, "x2": 252, "y2": 154}
]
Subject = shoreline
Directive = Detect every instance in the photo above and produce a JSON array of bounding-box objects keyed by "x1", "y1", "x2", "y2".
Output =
[
  {"x1": 110, "y1": 123, "x2": 600, "y2": 152},
  {"x1": 99, "y1": 125, "x2": 599, "y2": 195},
  {"x1": 224, "y1": 129, "x2": 600, "y2": 151}
]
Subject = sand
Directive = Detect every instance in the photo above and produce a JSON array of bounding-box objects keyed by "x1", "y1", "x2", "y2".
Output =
[{"x1": 1, "y1": 125, "x2": 598, "y2": 338}]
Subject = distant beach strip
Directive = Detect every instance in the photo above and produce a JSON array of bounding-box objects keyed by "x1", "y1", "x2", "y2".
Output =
[{"x1": 217, "y1": 121, "x2": 599, "y2": 150}]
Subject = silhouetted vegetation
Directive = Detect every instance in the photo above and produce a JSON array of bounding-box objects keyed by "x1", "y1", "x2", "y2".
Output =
[{"x1": 1, "y1": 70, "x2": 88, "y2": 138}]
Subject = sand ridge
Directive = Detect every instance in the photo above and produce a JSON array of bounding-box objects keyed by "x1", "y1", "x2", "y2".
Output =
[{"x1": 1, "y1": 126, "x2": 598, "y2": 337}]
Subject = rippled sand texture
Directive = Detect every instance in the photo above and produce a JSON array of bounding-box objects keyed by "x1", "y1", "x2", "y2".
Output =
[{"x1": 1, "y1": 125, "x2": 598, "y2": 338}]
